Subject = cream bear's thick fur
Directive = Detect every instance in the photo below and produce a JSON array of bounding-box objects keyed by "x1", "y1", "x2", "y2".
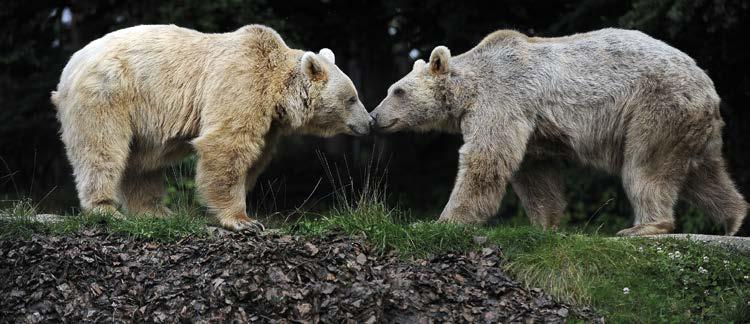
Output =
[
  {"x1": 371, "y1": 28, "x2": 747, "y2": 236},
  {"x1": 52, "y1": 24, "x2": 372, "y2": 230}
]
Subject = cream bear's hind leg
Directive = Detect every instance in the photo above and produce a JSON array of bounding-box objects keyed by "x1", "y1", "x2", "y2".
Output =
[{"x1": 62, "y1": 105, "x2": 132, "y2": 218}]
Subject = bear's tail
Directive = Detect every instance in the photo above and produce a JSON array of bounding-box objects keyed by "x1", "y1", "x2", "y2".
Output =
[{"x1": 50, "y1": 91, "x2": 60, "y2": 109}]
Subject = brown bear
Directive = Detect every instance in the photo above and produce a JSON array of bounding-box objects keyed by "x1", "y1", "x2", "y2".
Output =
[
  {"x1": 51, "y1": 24, "x2": 372, "y2": 230},
  {"x1": 370, "y1": 28, "x2": 747, "y2": 236}
]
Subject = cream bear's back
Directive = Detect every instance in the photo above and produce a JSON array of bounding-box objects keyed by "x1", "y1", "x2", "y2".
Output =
[{"x1": 55, "y1": 25, "x2": 209, "y2": 106}]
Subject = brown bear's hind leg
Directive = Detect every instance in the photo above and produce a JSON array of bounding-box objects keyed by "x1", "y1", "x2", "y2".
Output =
[
  {"x1": 682, "y1": 157, "x2": 747, "y2": 235},
  {"x1": 617, "y1": 143, "x2": 689, "y2": 236},
  {"x1": 618, "y1": 163, "x2": 685, "y2": 236}
]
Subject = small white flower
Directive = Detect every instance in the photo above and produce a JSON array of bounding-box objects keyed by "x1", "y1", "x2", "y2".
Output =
[
  {"x1": 657, "y1": 247, "x2": 663, "y2": 253},
  {"x1": 623, "y1": 287, "x2": 630, "y2": 295},
  {"x1": 704, "y1": 290, "x2": 710, "y2": 295},
  {"x1": 723, "y1": 260, "x2": 729, "y2": 264},
  {"x1": 679, "y1": 268, "x2": 684, "y2": 272},
  {"x1": 698, "y1": 266, "x2": 708, "y2": 274},
  {"x1": 743, "y1": 275, "x2": 749, "y2": 280},
  {"x1": 638, "y1": 246, "x2": 644, "y2": 252},
  {"x1": 703, "y1": 256, "x2": 709, "y2": 263}
]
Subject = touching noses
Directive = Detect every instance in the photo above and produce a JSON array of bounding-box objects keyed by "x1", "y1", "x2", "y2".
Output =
[{"x1": 346, "y1": 104, "x2": 374, "y2": 136}]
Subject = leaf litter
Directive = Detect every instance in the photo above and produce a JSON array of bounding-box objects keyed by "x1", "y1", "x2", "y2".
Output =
[{"x1": 0, "y1": 229, "x2": 601, "y2": 323}]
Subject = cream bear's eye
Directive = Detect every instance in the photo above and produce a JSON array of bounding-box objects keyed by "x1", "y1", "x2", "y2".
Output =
[
  {"x1": 393, "y1": 88, "x2": 405, "y2": 96},
  {"x1": 347, "y1": 96, "x2": 357, "y2": 105}
]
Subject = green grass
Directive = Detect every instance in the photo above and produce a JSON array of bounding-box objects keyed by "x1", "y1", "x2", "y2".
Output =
[
  {"x1": 288, "y1": 199, "x2": 750, "y2": 323},
  {"x1": 0, "y1": 199, "x2": 50, "y2": 239},
  {"x1": 0, "y1": 199, "x2": 209, "y2": 241}
]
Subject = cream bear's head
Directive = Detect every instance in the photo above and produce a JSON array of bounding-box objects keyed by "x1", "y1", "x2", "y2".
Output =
[
  {"x1": 298, "y1": 49, "x2": 372, "y2": 137},
  {"x1": 370, "y1": 46, "x2": 457, "y2": 133}
]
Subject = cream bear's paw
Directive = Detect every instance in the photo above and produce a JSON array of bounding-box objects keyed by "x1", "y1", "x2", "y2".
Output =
[{"x1": 220, "y1": 214, "x2": 265, "y2": 234}]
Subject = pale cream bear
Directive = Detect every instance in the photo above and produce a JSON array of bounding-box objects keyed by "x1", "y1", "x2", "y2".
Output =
[{"x1": 52, "y1": 24, "x2": 372, "y2": 230}]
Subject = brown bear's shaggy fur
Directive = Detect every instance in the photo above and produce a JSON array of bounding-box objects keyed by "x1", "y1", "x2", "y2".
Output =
[{"x1": 371, "y1": 28, "x2": 746, "y2": 236}]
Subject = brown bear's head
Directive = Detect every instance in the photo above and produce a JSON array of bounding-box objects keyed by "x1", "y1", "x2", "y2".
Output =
[
  {"x1": 370, "y1": 46, "x2": 463, "y2": 134},
  {"x1": 298, "y1": 49, "x2": 372, "y2": 137}
]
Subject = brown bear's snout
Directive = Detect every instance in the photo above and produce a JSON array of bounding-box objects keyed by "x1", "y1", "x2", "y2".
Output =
[{"x1": 369, "y1": 110, "x2": 382, "y2": 130}]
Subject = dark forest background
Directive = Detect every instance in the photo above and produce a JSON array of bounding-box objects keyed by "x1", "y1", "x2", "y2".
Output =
[{"x1": 1, "y1": 0, "x2": 748, "y2": 235}]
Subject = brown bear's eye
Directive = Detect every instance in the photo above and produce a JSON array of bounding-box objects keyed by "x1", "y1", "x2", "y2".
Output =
[{"x1": 393, "y1": 88, "x2": 405, "y2": 96}]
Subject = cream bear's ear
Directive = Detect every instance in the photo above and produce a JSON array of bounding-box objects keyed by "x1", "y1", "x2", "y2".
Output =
[
  {"x1": 319, "y1": 48, "x2": 335, "y2": 64},
  {"x1": 428, "y1": 46, "x2": 451, "y2": 75},
  {"x1": 413, "y1": 59, "x2": 426, "y2": 70},
  {"x1": 302, "y1": 51, "x2": 327, "y2": 82}
]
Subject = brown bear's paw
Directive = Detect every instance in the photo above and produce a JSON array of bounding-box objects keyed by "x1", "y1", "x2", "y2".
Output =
[
  {"x1": 220, "y1": 214, "x2": 266, "y2": 233},
  {"x1": 616, "y1": 222, "x2": 674, "y2": 236}
]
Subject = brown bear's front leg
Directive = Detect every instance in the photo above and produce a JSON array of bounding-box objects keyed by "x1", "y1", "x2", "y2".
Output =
[
  {"x1": 510, "y1": 159, "x2": 566, "y2": 230},
  {"x1": 438, "y1": 150, "x2": 510, "y2": 224},
  {"x1": 438, "y1": 120, "x2": 532, "y2": 225},
  {"x1": 193, "y1": 134, "x2": 265, "y2": 231}
]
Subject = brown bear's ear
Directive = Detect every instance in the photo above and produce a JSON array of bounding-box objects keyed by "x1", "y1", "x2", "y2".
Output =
[
  {"x1": 302, "y1": 52, "x2": 327, "y2": 82},
  {"x1": 428, "y1": 46, "x2": 451, "y2": 75}
]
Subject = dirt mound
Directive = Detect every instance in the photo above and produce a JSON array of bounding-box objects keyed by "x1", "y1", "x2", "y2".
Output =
[{"x1": 1, "y1": 230, "x2": 600, "y2": 323}]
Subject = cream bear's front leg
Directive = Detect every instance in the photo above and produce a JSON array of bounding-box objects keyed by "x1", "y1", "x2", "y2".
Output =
[
  {"x1": 193, "y1": 133, "x2": 266, "y2": 231},
  {"x1": 438, "y1": 118, "x2": 532, "y2": 225},
  {"x1": 245, "y1": 128, "x2": 281, "y2": 195}
]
